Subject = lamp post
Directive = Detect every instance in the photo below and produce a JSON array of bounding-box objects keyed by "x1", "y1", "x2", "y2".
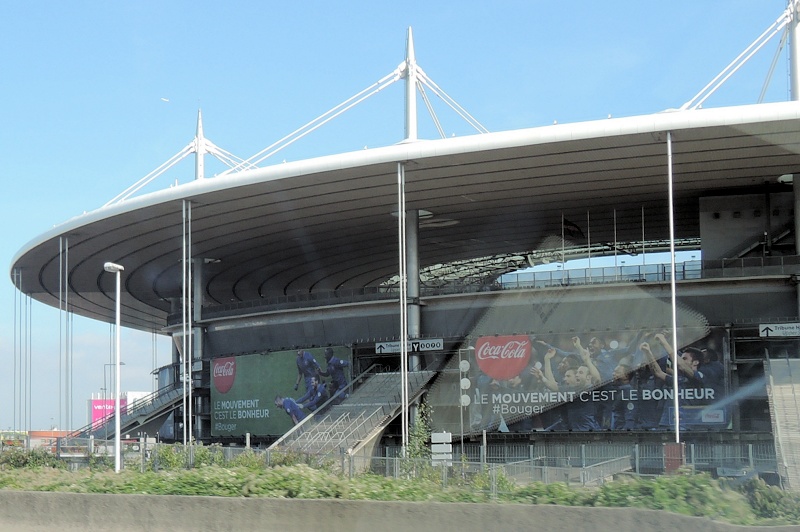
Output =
[
  {"x1": 457, "y1": 347, "x2": 474, "y2": 461},
  {"x1": 104, "y1": 261, "x2": 124, "y2": 473},
  {"x1": 103, "y1": 362, "x2": 124, "y2": 442}
]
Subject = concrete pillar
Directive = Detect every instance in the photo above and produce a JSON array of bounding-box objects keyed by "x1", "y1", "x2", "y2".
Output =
[
  {"x1": 786, "y1": 0, "x2": 800, "y2": 319},
  {"x1": 406, "y1": 210, "x2": 421, "y2": 372}
]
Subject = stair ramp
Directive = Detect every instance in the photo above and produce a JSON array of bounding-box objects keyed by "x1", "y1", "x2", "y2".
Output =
[
  {"x1": 765, "y1": 358, "x2": 800, "y2": 490},
  {"x1": 270, "y1": 369, "x2": 437, "y2": 462}
]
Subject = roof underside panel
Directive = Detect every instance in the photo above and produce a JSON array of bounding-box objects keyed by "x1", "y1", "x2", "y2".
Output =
[{"x1": 12, "y1": 102, "x2": 800, "y2": 331}]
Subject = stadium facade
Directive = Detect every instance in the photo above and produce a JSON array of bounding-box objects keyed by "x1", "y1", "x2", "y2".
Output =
[{"x1": 11, "y1": 5, "x2": 800, "y2": 485}]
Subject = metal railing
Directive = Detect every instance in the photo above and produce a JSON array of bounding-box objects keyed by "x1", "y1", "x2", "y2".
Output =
[
  {"x1": 500, "y1": 256, "x2": 800, "y2": 289},
  {"x1": 67, "y1": 383, "x2": 181, "y2": 440},
  {"x1": 180, "y1": 256, "x2": 800, "y2": 325},
  {"x1": 268, "y1": 363, "x2": 389, "y2": 451}
]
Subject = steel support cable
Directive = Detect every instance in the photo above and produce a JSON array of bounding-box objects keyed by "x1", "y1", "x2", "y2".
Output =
[
  {"x1": 205, "y1": 146, "x2": 254, "y2": 171},
  {"x1": 760, "y1": 28, "x2": 789, "y2": 103},
  {"x1": 417, "y1": 82, "x2": 446, "y2": 138},
  {"x1": 204, "y1": 149, "x2": 245, "y2": 170},
  {"x1": 249, "y1": 80, "x2": 399, "y2": 167},
  {"x1": 416, "y1": 68, "x2": 489, "y2": 133},
  {"x1": 205, "y1": 142, "x2": 256, "y2": 170},
  {"x1": 681, "y1": 9, "x2": 791, "y2": 110},
  {"x1": 222, "y1": 68, "x2": 403, "y2": 174},
  {"x1": 104, "y1": 143, "x2": 195, "y2": 206}
]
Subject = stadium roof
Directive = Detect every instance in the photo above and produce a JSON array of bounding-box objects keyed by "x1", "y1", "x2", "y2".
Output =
[{"x1": 11, "y1": 100, "x2": 800, "y2": 331}]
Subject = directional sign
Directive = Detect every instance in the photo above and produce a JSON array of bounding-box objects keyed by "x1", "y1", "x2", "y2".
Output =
[
  {"x1": 759, "y1": 323, "x2": 800, "y2": 338},
  {"x1": 431, "y1": 432, "x2": 453, "y2": 466},
  {"x1": 431, "y1": 432, "x2": 452, "y2": 444},
  {"x1": 431, "y1": 443, "x2": 453, "y2": 454},
  {"x1": 375, "y1": 338, "x2": 444, "y2": 354}
]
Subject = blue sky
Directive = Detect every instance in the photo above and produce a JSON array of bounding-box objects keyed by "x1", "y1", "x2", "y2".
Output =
[{"x1": 0, "y1": 1, "x2": 792, "y2": 431}]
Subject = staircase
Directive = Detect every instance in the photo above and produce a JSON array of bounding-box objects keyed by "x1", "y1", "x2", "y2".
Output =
[
  {"x1": 72, "y1": 384, "x2": 182, "y2": 440},
  {"x1": 765, "y1": 358, "x2": 800, "y2": 490},
  {"x1": 721, "y1": 222, "x2": 793, "y2": 260},
  {"x1": 270, "y1": 370, "x2": 436, "y2": 461}
]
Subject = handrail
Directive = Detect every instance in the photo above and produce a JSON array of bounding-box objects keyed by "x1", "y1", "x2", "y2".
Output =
[
  {"x1": 68, "y1": 383, "x2": 181, "y2": 439},
  {"x1": 269, "y1": 363, "x2": 387, "y2": 450}
]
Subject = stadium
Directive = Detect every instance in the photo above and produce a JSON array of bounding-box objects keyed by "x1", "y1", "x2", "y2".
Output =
[{"x1": 10, "y1": 4, "x2": 800, "y2": 486}]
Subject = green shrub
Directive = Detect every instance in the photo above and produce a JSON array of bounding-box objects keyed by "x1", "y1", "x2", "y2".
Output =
[
  {"x1": 512, "y1": 481, "x2": 590, "y2": 506},
  {"x1": 590, "y1": 472, "x2": 753, "y2": 523},
  {"x1": 243, "y1": 464, "x2": 344, "y2": 498},
  {"x1": 0, "y1": 448, "x2": 65, "y2": 469},
  {"x1": 738, "y1": 477, "x2": 800, "y2": 524},
  {"x1": 192, "y1": 443, "x2": 226, "y2": 467},
  {"x1": 88, "y1": 453, "x2": 113, "y2": 471},
  {"x1": 230, "y1": 449, "x2": 266, "y2": 469},
  {"x1": 1, "y1": 448, "x2": 799, "y2": 526},
  {"x1": 149, "y1": 444, "x2": 187, "y2": 471},
  {"x1": 469, "y1": 466, "x2": 517, "y2": 495},
  {"x1": 406, "y1": 403, "x2": 432, "y2": 460}
]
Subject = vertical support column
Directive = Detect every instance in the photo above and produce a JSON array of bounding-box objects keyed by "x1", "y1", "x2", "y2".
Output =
[
  {"x1": 791, "y1": 0, "x2": 800, "y2": 102},
  {"x1": 791, "y1": 2, "x2": 800, "y2": 319},
  {"x1": 397, "y1": 163, "x2": 409, "y2": 453},
  {"x1": 192, "y1": 258, "x2": 205, "y2": 441},
  {"x1": 666, "y1": 131, "x2": 681, "y2": 443},
  {"x1": 187, "y1": 202, "x2": 193, "y2": 443},
  {"x1": 406, "y1": 209, "x2": 421, "y2": 367},
  {"x1": 765, "y1": 182, "x2": 773, "y2": 256},
  {"x1": 113, "y1": 267, "x2": 122, "y2": 472},
  {"x1": 63, "y1": 238, "x2": 72, "y2": 431},
  {"x1": 794, "y1": 179, "x2": 800, "y2": 318},
  {"x1": 406, "y1": 209, "x2": 421, "y2": 434},
  {"x1": 58, "y1": 238, "x2": 63, "y2": 431},
  {"x1": 181, "y1": 200, "x2": 190, "y2": 445}
]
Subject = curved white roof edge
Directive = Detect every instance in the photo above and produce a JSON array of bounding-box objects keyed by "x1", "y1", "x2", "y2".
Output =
[{"x1": 12, "y1": 100, "x2": 800, "y2": 271}]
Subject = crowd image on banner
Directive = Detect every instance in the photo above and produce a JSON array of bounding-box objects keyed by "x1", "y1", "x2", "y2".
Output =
[
  {"x1": 464, "y1": 327, "x2": 728, "y2": 434},
  {"x1": 277, "y1": 347, "x2": 352, "y2": 425},
  {"x1": 211, "y1": 346, "x2": 353, "y2": 436}
]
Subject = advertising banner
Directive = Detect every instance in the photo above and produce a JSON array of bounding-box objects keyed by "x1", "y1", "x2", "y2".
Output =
[
  {"x1": 211, "y1": 347, "x2": 352, "y2": 437},
  {"x1": 432, "y1": 327, "x2": 728, "y2": 434},
  {"x1": 90, "y1": 398, "x2": 128, "y2": 429}
]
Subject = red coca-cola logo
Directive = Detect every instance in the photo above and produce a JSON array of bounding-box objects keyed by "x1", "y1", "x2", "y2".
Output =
[
  {"x1": 213, "y1": 357, "x2": 236, "y2": 394},
  {"x1": 474, "y1": 335, "x2": 531, "y2": 380}
]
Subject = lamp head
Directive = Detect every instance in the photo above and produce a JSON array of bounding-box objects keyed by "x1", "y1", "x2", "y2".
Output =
[{"x1": 104, "y1": 262, "x2": 125, "y2": 273}]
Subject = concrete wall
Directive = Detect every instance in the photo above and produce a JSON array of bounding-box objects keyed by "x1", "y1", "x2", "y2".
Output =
[
  {"x1": 699, "y1": 191, "x2": 794, "y2": 260},
  {"x1": 0, "y1": 491, "x2": 797, "y2": 532}
]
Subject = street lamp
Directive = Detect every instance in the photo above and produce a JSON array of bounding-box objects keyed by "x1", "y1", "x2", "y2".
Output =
[
  {"x1": 104, "y1": 261, "x2": 124, "y2": 473},
  {"x1": 103, "y1": 362, "x2": 125, "y2": 442},
  {"x1": 457, "y1": 347, "x2": 474, "y2": 461}
]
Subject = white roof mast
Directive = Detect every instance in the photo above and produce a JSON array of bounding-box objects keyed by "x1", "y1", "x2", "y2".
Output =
[
  {"x1": 404, "y1": 27, "x2": 418, "y2": 142},
  {"x1": 790, "y1": 0, "x2": 800, "y2": 100},
  {"x1": 194, "y1": 109, "x2": 206, "y2": 180}
]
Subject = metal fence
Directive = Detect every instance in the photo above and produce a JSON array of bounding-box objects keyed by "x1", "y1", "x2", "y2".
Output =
[
  {"x1": 374, "y1": 441, "x2": 777, "y2": 486},
  {"x1": 10, "y1": 438, "x2": 778, "y2": 489}
]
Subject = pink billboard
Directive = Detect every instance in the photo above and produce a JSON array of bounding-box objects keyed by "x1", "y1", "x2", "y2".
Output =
[{"x1": 90, "y1": 398, "x2": 128, "y2": 429}]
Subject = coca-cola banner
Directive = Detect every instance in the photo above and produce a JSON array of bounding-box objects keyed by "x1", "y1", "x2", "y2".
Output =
[
  {"x1": 429, "y1": 327, "x2": 729, "y2": 434},
  {"x1": 211, "y1": 346, "x2": 352, "y2": 437},
  {"x1": 474, "y1": 335, "x2": 531, "y2": 380},
  {"x1": 212, "y1": 357, "x2": 236, "y2": 394}
]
